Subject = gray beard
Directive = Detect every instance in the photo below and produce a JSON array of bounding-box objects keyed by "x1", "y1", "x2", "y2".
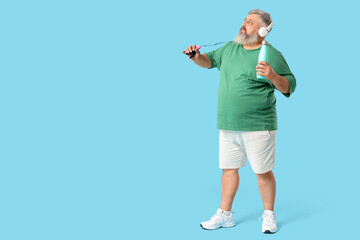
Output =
[{"x1": 233, "y1": 31, "x2": 259, "y2": 45}]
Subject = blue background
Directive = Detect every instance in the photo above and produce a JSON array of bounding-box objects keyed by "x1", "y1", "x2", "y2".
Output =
[{"x1": 1, "y1": 0, "x2": 359, "y2": 239}]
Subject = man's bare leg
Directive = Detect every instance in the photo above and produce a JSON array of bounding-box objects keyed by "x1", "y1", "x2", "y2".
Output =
[
  {"x1": 220, "y1": 169, "x2": 239, "y2": 211},
  {"x1": 256, "y1": 170, "x2": 276, "y2": 210}
]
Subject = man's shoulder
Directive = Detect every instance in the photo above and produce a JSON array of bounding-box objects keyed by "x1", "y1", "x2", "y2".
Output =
[
  {"x1": 220, "y1": 41, "x2": 235, "y2": 51},
  {"x1": 222, "y1": 41, "x2": 243, "y2": 55},
  {"x1": 268, "y1": 44, "x2": 282, "y2": 56},
  {"x1": 207, "y1": 41, "x2": 233, "y2": 55},
  {"x1": 268, "y1": 44, "x2": 286, "y2": 62}
]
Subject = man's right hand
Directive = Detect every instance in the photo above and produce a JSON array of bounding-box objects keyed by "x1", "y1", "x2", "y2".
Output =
[{"x1": 182, "y1": 44, "x2": 200, "y2": 60}]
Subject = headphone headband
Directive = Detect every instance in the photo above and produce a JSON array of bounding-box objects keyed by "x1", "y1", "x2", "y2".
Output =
[{"x1": 267, "y1": 21, "x2": 274, "y2": 32}]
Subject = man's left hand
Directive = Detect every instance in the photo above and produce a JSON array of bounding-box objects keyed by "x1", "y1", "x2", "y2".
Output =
[{"x1": 256, "y1": 61, "x2": 277, "y2": 81}]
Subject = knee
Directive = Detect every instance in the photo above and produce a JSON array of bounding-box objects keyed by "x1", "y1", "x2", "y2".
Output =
[
  {"x1": 223, "y1": 168, "x2": 239, "y2": 175},
  {"x1": 256, "y1": 170, "x2": 275, "y2": 181},
  {"x1": 223, "y1": 168, "x2": 239, "y2": 172}
]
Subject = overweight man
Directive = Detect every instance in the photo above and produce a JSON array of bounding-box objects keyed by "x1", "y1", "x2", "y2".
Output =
[{"x1": 182, "y1": 9, "x2": 296, "y2": 233}]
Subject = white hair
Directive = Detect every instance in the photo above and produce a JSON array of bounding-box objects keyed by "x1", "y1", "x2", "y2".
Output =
[{"x1": 248, "y1": 9, "x2": 272, "y2": 28}]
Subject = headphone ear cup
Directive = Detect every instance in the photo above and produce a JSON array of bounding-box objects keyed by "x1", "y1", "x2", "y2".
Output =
[{"x1": 258, "y1": 27, "x2": 268, "y2": 37}]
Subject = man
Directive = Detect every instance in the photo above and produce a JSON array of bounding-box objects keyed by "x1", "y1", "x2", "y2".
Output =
[{"x1": 182, "y1": 9, "x2": 296, "y2": 233}]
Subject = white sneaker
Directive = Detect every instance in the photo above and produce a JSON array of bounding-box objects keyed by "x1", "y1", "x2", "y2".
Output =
[
  {"x1": 200, "y1": 209, "x2": 235, "y2": 230},
  {"x1": 259, "y1": 210, "x2": 278, "y2": 233}
]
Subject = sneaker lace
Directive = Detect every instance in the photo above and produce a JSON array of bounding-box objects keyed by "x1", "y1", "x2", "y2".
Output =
[
  {"x1": 258, "y1": 213, "x2": 275, "y2": 223},
  {"x1": 210, "y1": 211, "x2": 235, "y2": 221},
  {"x1": 210, "y1": 212, "x2": 222, "y2": 221}
]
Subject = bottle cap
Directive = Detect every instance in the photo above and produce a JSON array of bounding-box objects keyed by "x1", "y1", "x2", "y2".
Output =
[{"x1": 262, "y1": 40, "x2": 268, "y2": 45}]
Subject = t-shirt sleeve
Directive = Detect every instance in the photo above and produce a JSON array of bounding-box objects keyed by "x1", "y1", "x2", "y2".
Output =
[
  {"x1": 270, "y1": 51, "x2": 297, "y2": 98},
  {"x1": 204, "y1": 43, "x2": 229, "y2": 70}
]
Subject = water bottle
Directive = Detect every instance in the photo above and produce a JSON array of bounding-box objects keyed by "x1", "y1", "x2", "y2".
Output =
[{"x1": 256, "y1": 40, "x2": 269, "y2": 79}]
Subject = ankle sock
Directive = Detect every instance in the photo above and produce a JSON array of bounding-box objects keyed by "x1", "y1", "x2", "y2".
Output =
[{"x1": 222, "y1": 210, "x2": 232, "y2": 216}]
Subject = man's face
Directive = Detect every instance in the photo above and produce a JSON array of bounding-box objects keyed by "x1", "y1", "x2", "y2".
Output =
[
  {"x1": 240, "y1": 14, "x2": 262, "y2": 37},
  {"x1": 233, "y1": 14, "x2": 262, "y2": 45}
]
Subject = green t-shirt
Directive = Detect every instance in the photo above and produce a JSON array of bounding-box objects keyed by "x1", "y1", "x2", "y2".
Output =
[{"x1": 205, "y1": 41, "x2": 296, "y2": 131}]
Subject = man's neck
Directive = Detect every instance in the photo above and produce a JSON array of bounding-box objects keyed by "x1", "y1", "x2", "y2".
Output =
[
  {"x1": 242, "y1": 39, "x2": 264, "y2": 50},
  {"x1": 242, "y1": 42, "x2": 262, "y2": 50}
]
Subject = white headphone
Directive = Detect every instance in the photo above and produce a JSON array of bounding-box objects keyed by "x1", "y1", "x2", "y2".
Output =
[{"x1": 258, "y1": 21, "x2": 274, "y2": 37}]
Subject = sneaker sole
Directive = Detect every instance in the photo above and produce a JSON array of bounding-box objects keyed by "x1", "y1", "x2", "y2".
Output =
[
  {"x1": 200, "y1": 223, "x2": 235, "y2": 230},
  {"x1": 263, "y1": 228, "x2": 277, "y2": 234}
]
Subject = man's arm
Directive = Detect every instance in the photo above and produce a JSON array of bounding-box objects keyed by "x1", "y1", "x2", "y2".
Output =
[
  {"x1": 192, "y1": 53, "x2": 213, "y2": 69},
  {"x1": 256, "y1": 61, "x2": 290, "y2": 94},
  {"x1": 183, "y1": 44, "x2": 213, "y2": 69},
  {"x1": 268, "y1": 74, "x2": 290, "y2": 94}
]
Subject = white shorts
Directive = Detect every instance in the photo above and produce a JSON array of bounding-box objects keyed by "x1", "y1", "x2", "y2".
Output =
[{"x1": 219, "y1": 129, "x2": 276, "y2": 174}]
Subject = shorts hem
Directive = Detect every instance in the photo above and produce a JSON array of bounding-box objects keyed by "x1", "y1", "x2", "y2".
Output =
[
  {"x1": 253, "y1": 167, "x2": 275, "y2": 174},
  {"x1": 219, "y1": 165, "x2": 246, "y2": 170}
]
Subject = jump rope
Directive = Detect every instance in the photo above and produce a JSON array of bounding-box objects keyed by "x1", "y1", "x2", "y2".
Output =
[
  {"x1": 184, "y1": 41, "x2": 231, "y2": 59},
  {"x1": 183, "y1": 21, "x2": 274, "y2": 59}
]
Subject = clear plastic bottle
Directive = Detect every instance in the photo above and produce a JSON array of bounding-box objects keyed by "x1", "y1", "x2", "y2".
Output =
[{"x1": 256, "y1": 40, "x2": 269, "y2": 80}]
